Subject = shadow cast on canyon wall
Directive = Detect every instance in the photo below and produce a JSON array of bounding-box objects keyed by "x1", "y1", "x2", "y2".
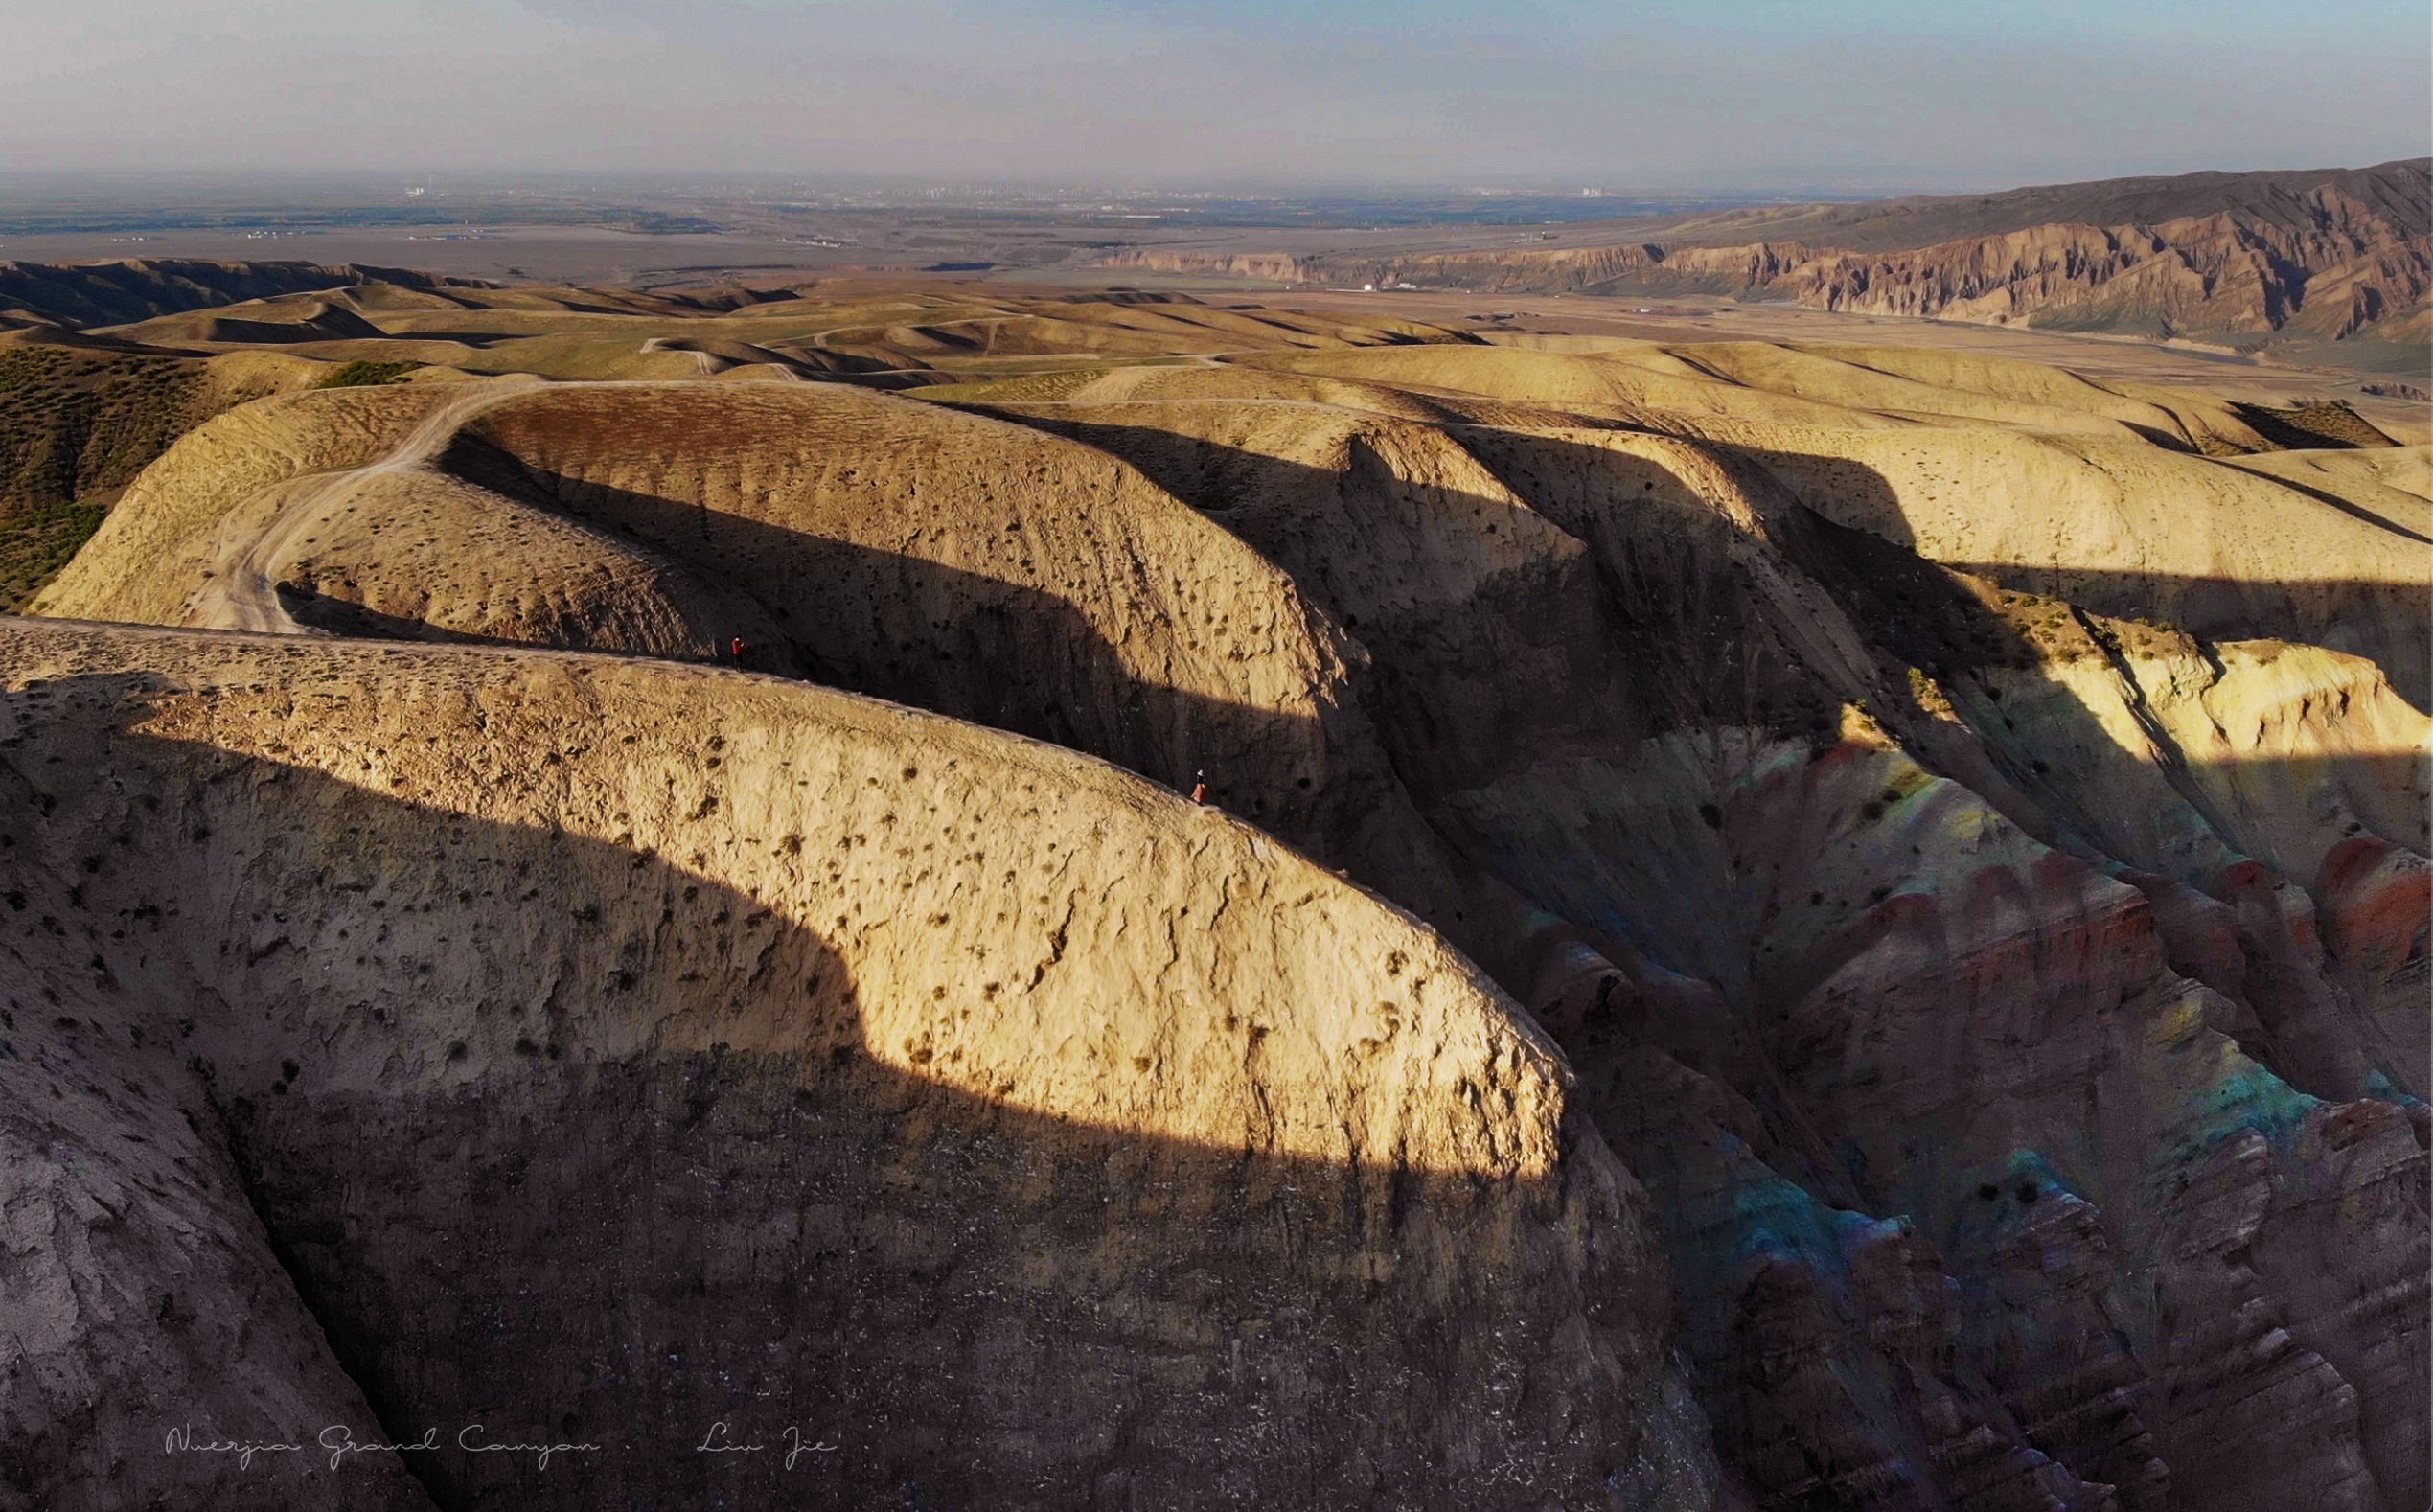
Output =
[
  {"x1": 1431, "y1": 429, "x2": 2431, "y2": 1512},
  {"x1": 0, "y1": 679, "x2": 1665, "y2": 1512},
  {"x1": 1780, "y1": 504, "x2": 2427, "y2": 1095},
  {"x1": 422, "y1": 411, "x2": 2426, "y2": 1111},
  {"x1": 963, "y1": 417, "x2": 2430, "y2": 1124},
  {"x1": 1732, "y1": 440, "x2": 2433, "y2": 710},
  {"x1": 998, "y1": 411, "x2": 2426, "y2": 828},
  {"x1": 972, "y1": 411, "x2": 1848, "y2": 768},
  {"x1": 46, "y1": 400, "x2": 2414, "y2": 1509},
  {"x1": 277, "y1": 582, "x2": 522, "y2": 648},
  {"x1": 435, "y1": 433, "x2": 1338, "y2": 836}
]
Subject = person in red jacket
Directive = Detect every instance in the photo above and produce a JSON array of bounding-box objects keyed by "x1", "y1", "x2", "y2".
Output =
[{"x1": 730, "y1": 636, "x2": 745, "y2": 667}]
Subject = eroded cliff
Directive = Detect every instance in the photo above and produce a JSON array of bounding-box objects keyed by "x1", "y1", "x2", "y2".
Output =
[{"x1": 11, "y1": 323, "x2": 2427, "y2": 1510}]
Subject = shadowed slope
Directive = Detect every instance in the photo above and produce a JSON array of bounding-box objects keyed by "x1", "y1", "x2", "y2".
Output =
[
  {"x1": 971, "y1": 390, "x2": 2428, "y2": 1512},
  {"x1": 0, "y1": 260, "x2": 490, "y2": 331},
  {"x1": 0, "y1": 618, "x2": 1726, "y2": 1511},
  {"x1": 16, "y1": 332, "x2": 2429, "y2": 1510}
]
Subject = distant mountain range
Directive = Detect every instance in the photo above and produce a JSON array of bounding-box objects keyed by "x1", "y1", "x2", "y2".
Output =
[
  {"x1": 1101, "y1": 159, "x2": 2433, "y2": 371},
  {"x1": 5, "y1": 162, "x2": 2426, "y2": 374}
]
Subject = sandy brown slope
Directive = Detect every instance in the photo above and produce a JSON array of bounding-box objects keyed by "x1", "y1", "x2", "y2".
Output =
[
  {"x1": 18, "y1": 333, "x2": 2431, "y2": 1511},
  {"x1": 80, "y1": 280, "x2": 1495, "y2": 389},
  {"x1": 965, "y1": 375, "x2": 2427, "y2": 1512},
  {"x1": 1216, "y1": 344, "x2": 2433, "y2": 705},
  {"x1": 32, "y1": 381, "x2": 1375, "y2": 852},
  {"x1": 0, "y1": 617, "x2": 1726, "y2": 1511}
]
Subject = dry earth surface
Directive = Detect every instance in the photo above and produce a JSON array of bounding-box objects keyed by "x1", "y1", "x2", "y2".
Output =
[
  {"x1": 1093, "y1": 159, "x2": 2433, "y2": 378},
  {"x1": 2, "y1": 268, "x2": 2426, "y2": 1511}
]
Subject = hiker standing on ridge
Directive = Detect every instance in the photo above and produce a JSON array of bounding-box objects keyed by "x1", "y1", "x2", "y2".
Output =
[
  {"x1": 730, "y1": 636, "x2": 746, "y2": 668},
  {"x1": 1189, "y1": 770, "x2": 1208, "y2": 805}
]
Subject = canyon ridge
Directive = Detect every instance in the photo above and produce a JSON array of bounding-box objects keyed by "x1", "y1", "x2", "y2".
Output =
[{"x1": 0, "y1": 201, "x2": 2425, "y2": 1510}]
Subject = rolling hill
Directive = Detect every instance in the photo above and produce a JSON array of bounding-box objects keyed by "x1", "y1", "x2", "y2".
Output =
[
  {"x1": 3, "y1": 277, "x2": 2426, "y2": 1509},
  {"x1": 0, "y1": 257, "x2": 492, "y2": 331}
]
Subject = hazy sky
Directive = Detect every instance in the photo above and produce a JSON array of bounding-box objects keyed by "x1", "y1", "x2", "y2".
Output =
[{"x1": 4, "y1": 0, "x2": 2426, "y2": 191}]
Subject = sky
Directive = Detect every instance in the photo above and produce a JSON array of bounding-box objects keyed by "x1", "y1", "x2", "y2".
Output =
[{"x1": 2, "y1": 0, "x2": 2426, "y2": 193}]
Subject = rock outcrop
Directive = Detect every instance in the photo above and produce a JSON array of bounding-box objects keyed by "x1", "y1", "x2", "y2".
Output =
[
  {"x1": 0, "y1": 621, "x2": 1724, "y2": 1510},
  {"x1": 1099, "y1": 160, "x2": 2433, "y2": 360},
  {"x1": 11, "y1": 322, "x2": 2426, "y2": 1509}
]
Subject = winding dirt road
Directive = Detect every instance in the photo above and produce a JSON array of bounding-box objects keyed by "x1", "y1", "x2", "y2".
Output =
[
  {"x1": 186, "y1": 380, "x2": 542, "y2": 634},
  {"x1": 175, "y1": 377, "x2": 1388, "y2": 639}
]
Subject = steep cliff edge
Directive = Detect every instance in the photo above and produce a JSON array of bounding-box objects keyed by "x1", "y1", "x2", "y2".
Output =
[
  {"x1": 1098, "y1": 160, "x2": 2433, "y2": 364},
  {"x1": 0, "y1": 620, "x2": 1723, "y2": 1510},
  {"x1": 13, "y1": 330, "x2": 2426, "y2": 1510}
]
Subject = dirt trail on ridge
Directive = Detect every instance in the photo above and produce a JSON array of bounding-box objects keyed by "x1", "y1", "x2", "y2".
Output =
[{"x1": 186, "y1": 380, "x2": 543, "y2": 633}]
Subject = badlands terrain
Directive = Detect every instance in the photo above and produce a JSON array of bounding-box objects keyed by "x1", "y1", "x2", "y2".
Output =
[
  {"x1": 0, "y1": 264, "x2": 2425, "y2": 1510},
  {"x1": 1099, "y1": 159, "x2": 2433, "y2": 376}
]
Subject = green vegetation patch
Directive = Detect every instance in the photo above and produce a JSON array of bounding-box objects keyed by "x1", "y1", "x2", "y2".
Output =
[
  {"x1": 315, "y1": 359, "x2": 425, "y2": 389},
  {"x1": 0, "y1": 345, "x2": 206, "y2": 514},
  {"x1": 0, "y1": 495, "x2": 107, "y2": 609}
]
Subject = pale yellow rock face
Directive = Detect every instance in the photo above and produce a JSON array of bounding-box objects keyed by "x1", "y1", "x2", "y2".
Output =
[
  {"x1": 7, "y1": 306, "x2": 2426, "y2": 1512},
  {"x1": 1745, "y1": 424, "x2": 2433, "y2": 701},
  {"x1": 10, "y1": 620, "x2": 1564, "y2": 1170},
  {"x1": 2166, "y1": 641, "x2": 2429, "y2": 879},
  {"x1": 1758, "y1": 426, "x2": 2416, "y2": 591},
  {"x1": 0, "y1": 619, "x2": 1710, "y2": 1510},
  {"x1": 2222, "y1": 445, "x2": 2433, "y2": 537}
]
